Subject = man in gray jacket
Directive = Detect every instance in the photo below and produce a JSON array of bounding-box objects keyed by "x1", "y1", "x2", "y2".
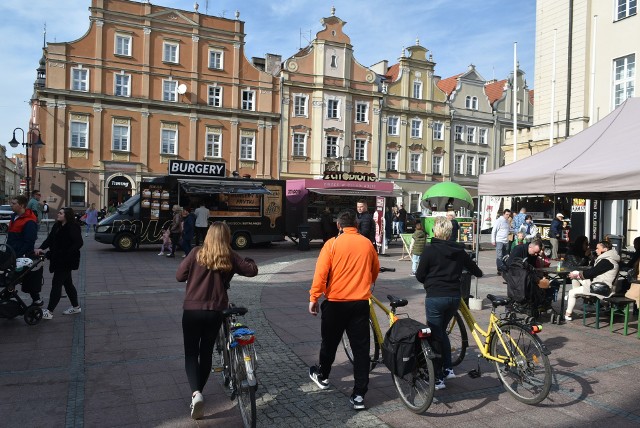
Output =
[{"x1": 491, "y1": 209, "x2": 512, "y2": 274}]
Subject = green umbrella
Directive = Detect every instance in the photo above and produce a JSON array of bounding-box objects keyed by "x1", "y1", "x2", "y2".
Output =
[{"x1": 421, "y1": 182, "x2": 474, "y2": 211}]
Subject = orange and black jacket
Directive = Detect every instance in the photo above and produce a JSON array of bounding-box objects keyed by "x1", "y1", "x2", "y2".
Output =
[{"x1": 7, "y1": 209, "x2": 38, "y2": 257}]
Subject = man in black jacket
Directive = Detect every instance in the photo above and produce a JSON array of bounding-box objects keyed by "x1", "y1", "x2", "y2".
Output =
[
  {"x1": 507, "y1": 238, "x2": 544, "y2": 268},
  {"x1": 356, "y1": 200, "x2": 375, "y2": 245}
]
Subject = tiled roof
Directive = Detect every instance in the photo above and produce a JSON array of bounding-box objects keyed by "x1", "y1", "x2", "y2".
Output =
[
  {"x1": 484, "y1": 79, "x2": 507, "y2": 106},
  {"x1": 436, "y1": 73, "x2": 462, "y2": 96},
  {"x1": 529, "y1": 89, "x2": 535, "y2": 105},
  {"x1": 385, "y1": 63, "x2": 400, "y2": 82}
]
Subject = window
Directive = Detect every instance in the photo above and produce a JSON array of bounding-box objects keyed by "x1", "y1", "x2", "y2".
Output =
[
  {"x1": 465, "y1": 96, "x2": 479, "y2": 110},
  {"x1": 410, "y1": 153, "x2": 422, "y2": 173},
  {"x1": 161, "y1": 129, "x2": 177, "y2": 154},
  {"x1": 69, "y1": 182, "x2": 86, "y2": 208},
  {"x1": 327, "y1": 99, "x2": 339, "y2": 119},
  {"x1": 454, "y1": 154, "x2": 464, "y2": 175},
  {"x1": 479, "y1": 128, "x2": 488, "y2": 145},
  {"x1": 208, "y1": 85, "x2": 222, "y2": 107},
  {"x1": 479, "y1": 157, "x2": 488, "y2": 174},
  {"x1": 330, "y1": 54, "x2": 338, "y2": 68},
  {"x1": 114, "y1": 73, "x2": 131, "y2": 97},
  {"x1": 240, "y1": 135, "x2": 255, "y2": 160},
  {"x1": 292, "y1": 133, "x2": 306, "y2": 157},
  {"x1": 71, "y1": 68, "x2": 88, "y2": 92},
  {"x1": 208, "y1": 49, "x2": 223, "y2": 70},
  {"x1": 355, "y1": 102, "x2": 368, "y2": 123},
  {"x1": 242, "y1": 90, "x2": 255, "y2": 111},
  {"x1": 411, "y1": 119, "x2": 422, "y2": 138},
  {"x1": 616, "y1": 0, "x2": 637, "y2": 20},
  {"x1": 326, "y1": 136, "x2": 338, "y2": 158},
  {"x1": 454, "y1": 125, "x2": 464, "y2": 141},
  {"x1": 466, "y1": 155, "x2": 476, "y2": 175},
  {"x1": 70, "y1": 121, "x2": 88, "y2": 148},
  {"x1": 432, "y1": 122, "x2": 443, "y2": 140},
  {"x1": 163, "y1": 41, "x2": 179, "y2": 63},
  {"x1": 205, "y1": 131, "x2": 222, "y2": 158},
  {"x1": 465, "y1": 96, "x2": 471, "y2": 109},
  {"x1": 354, "y1": 138, "x2": 366, "y2": 161},
  {"x1": 112, "y1": 124, "x2": 129, "y2": 151},
  {"x1": 613, "y1": 54, "x2": 635, "y2": 108},
  {"x1": 466, "y1": 126, "x2": 476, "y2": 144},
  {"x1": 387, "y1": 117, "x2": 399, "y2": 135},
  {"x1": 432, "y1": 155, "x2": 443, "y2": 175},
  {"x1": 115, "y1": 34, "x2": 131, "y2": 56},
  {"x1": 163, "y1": 80, "x2": 177, "y2": 102},
  {"x1": 293, "y1": 95, "x2": 308, "y2": 117},
  {"x1": 386, "y1": 151, "x2": 398, "y2": 171},
  {"x1": 413, "y1": 81, "x2": 423, "y2": 99}
]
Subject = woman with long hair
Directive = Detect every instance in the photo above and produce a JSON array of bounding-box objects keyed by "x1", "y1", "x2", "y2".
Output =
[
  {"x1": 176, "y1": 222, "x2": 258, "y2": 420},
  {"x1": 34, "y1": 207, "x2": 84, "y2": 320}
]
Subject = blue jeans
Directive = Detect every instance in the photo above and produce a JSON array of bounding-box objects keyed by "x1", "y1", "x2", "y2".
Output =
[
  {"x1": 425, "y1": 296, "x2": 460, "y2": 379},
  {"x1": 495, "y1": 241, "x2": 508, "y2": 272},
  {"x1": 411, "y1": 254, "x2": 420, "y2": 274}
]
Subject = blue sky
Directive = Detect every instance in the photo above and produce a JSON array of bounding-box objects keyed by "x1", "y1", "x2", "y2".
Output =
[{"x1": 0, "y1": 0, "x2": 536, "y2": 156}]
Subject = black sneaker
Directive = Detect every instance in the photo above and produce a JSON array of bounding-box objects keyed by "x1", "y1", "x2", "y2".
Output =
[
  {"x1": 308, "y1": 366, "x2": 329, "y2": 390},
  {"x1": 31, "y1": 299, "x2": 44, "y2": 307},
  {"x1": 350, "y1": 394, "x2": 365, "y2": 410}
]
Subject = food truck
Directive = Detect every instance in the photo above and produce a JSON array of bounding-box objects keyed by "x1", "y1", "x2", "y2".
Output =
[
  {"x1": 95, "y1": 160, "x2": 286, "y2": 251},
  {"x1": 285, "y1": 172, "x2": 401, "y2": 246}
]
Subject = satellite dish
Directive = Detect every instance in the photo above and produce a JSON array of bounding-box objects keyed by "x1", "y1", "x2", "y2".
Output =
[{"x1": 177, "y1": 84, "x2": 187, "y2": 95}]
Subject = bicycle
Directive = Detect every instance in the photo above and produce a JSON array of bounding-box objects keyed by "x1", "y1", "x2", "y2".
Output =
[
  {"x1": 341, "y1": 267, "x2": 436, "y2": 414},
  {"x1": 213, "y1": 304, "x2": 258, "y2": 428},
  {"x1": 445, "y1": 295, "x2": 553, "y2": 404}
]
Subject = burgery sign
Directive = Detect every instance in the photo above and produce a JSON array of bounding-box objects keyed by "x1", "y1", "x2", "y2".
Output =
[{"x1": 168, "y1": 160, "x2": 226, "y2": 177}]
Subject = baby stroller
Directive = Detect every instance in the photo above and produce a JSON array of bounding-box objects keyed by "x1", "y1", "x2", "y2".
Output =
[{"x1": 0, "y1": 244, "x2": 45, "y2": 325}]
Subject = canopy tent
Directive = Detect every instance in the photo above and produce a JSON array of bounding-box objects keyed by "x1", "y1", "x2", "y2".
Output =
[
  {"x1": 478, "y1": 97, "x2": 640, "y2": 199},
  {"x1": 421, "y1": 182, "x2": 474, "y2": 211}
]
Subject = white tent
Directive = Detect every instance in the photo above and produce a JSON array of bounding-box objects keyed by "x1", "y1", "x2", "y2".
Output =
[{"x1": 478, "y1": 97, "x2": 640, "y2": 199}]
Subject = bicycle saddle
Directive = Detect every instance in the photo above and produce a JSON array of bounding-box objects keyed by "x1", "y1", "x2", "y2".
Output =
[
  {"x1": 223, "y1": 306, "x2": 248, "y2": 317},
  {"x1": 387, "y1": 295, "x2": 408, "y2": 308},
  {"x1": 486, "y1": 294, "x2": 509, "y2": 307}
]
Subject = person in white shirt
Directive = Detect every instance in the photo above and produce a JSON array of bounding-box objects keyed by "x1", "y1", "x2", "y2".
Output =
[
  {"x1": 491, "y1": 209, "x2": 512, "y2": 274},
  {"x1": 194, "y1": 203, "x2": 210, "y2": 246}
]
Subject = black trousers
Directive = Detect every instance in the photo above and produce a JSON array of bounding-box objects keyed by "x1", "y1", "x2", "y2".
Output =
[
  {"x1": 182, "y1": 310, "x2": 223, "y2": 393},
  {"x1": 47, "y1": 270, "x2": 79, "y2": 312},
  {"x1": 195, "y1": 227, "x2": 208, "y2": 246},
  {"x1": 318, "y1": 300, "x2": 370, "y2": 397},
  {"x1": 170, "y1": 232, "x2": 181, "y2": 255}
]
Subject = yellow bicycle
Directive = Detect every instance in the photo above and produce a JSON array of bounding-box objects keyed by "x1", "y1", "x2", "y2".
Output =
[
  {"x1": 342, "y1": 267, "x2": 437, "y2": 413},
  {"x1": 446, "y1": 295, "x2": 553, "y2": 404}
]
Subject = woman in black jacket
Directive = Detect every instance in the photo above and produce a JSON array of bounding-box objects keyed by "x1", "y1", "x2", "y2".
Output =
[
  {"x1": 415, "y1": 216, "x2": 483, "y2": 390},
  {"x1": 35, "y1": 207, "x2": 84, "y2": 320}
]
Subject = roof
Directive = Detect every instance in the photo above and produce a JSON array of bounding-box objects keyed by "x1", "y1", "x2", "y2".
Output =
[
  {"x1": 385, "y1": 63, "x2": 400, "y2": 82},
  {"x1": 529, "y1": 90, "x2": 535, "y2": 105},
  {"x1": 484, "y1": 79, "x2": 507, "y2": 106},
  {"x1": 436, "y1": 73, "x2": 462, "y2": 96}
]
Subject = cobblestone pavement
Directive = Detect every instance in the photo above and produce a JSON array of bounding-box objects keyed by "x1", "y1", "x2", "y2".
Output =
[{"x1": 1, "y1": 233, "x2": 640, "y2": 427}]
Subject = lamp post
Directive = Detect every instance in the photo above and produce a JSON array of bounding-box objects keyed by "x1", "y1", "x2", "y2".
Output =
[{"x1": 8, "y1": 127, "x2": 45, "y2": 198}]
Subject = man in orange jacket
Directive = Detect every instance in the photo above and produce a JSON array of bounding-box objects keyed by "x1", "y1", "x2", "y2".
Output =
[{"x1": 308, "y1": 209, "x2": 380, "y2": 410}]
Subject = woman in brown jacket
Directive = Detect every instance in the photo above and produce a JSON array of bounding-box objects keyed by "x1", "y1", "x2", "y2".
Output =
[{"x1": 176, "y1": 222, "x2": 258, "y2": 419}]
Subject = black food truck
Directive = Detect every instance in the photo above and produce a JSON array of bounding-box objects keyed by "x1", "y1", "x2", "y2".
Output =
[{"x1": 95, "y1": 160, "x2": 286, "y2": 251}]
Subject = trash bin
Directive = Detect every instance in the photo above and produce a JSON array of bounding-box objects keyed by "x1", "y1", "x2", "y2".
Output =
[
  {"x1": 298, "y1": 224, "x2": 311, "y2": 251},
  {"x1": 606, "y1": 234, "x2": 624, "y2": 254}
]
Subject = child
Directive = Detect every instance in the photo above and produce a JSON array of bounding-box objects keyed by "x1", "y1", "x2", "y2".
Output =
[
  {"x1": 511, "y1": 231, "x2": 526, "y2": 250},
  {"x1": 158, "y1": 228, "x2": 171, "y2": 256}
]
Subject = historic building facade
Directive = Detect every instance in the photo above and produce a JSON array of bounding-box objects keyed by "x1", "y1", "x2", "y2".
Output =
[{"x1": 33, "y1": 0, "x2": 279, "y2": 210}]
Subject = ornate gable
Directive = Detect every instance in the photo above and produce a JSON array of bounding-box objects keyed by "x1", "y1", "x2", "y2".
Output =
[{"x1": 147, "y1": 9, "x2": 198, "y2": 26}]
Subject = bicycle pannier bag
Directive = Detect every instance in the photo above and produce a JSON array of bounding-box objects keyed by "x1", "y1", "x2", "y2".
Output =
[
  {"x1": 504, "y1": 257, "x2": 542, "y2": 305},
  {"x1": 382, "y1": 318, "x2": 426, "y2": 377}
]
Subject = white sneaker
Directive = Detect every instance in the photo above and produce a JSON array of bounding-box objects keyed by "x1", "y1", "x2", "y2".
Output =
[
  {"x1": 564, "y1": 314, "x2": 573, "y2": 321},
  {"x1": 309, "y1": 366, "x2": 329, "y2": 390},
  {"x1": 85, "y1": 233, "x2": 88, "y2": 237},
  {"x1": 435, "y1": 379, "x2": 446, "y2": 390},
  {"x1": 444, "y1": 368, "x2": 456, "y2": 379},
  {"x1": 158, "y1": 252, "x2": 164, "y2": 256},
  {"x1": 190, "y1": 392, "x2": 204, "y2": 420},
  {"x1": 63, "y1": 306, "x2": 82, "y2": 315},
  {"x1": 350, "y1": 394, "x2": 365, "y2": 410},
  {"x1": 41, "y1": 309, "x2": 53, "y2": 320}
]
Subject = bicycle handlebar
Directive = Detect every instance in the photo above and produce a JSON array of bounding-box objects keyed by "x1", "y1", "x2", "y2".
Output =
[{"x1": 379, "y1": 267, "x2": 396, "y2": 273}]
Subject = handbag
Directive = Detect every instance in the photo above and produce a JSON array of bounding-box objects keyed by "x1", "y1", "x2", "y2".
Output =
[{"x1": 589, "y1": 282, "x2": 611, "y2": 296}]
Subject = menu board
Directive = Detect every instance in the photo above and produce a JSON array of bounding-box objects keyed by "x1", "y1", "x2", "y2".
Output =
[
  {"x1": 140, "y1": 182, "x2": 173, "y2": 225},
  {"x1": 458, "y1": 221, "x2": 474, "y2": 243}
]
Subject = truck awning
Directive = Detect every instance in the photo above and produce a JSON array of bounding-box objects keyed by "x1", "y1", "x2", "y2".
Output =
[
  {"x1": 179, "y1": 180, "x2": 272, "y2": 195},
  {"x1": 308, "y1": 188, "x2": 402, "y2": 198}
]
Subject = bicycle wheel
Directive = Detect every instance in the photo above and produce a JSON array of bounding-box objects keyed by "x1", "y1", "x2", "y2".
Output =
[
  {"x1": 342, "y1": 319, "x2": 380, "y2": 371},
  {"x1": 446, "y1": 311, "x2": 468, "y2": 367},
  {"x1": 234, "y1": 347, "x2": 257, "y2": 428},
  {"x1": 489, "y1": 323, "x2": 552, "y2": 405},
  {"x1": 392, "y1": 339, "x2": 436, "y2": 414},
  {"x1": 215, "y1": 324, "x2": 231, "y2": 387}
]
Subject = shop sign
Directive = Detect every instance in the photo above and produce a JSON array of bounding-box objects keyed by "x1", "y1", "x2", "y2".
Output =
[
  {"x1": 109, "y1": 175, "x2": 131, "y2": 188},
  {"x1": 322, "y1": 171, "x2": 377, "y2": 182},
  {"x1": 169, "y1": 160, "x2": 226, "y2": 177}
]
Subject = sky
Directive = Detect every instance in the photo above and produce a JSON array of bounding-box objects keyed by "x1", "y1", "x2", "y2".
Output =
[{"x1": 0, "y1": 0, "x2": 536, "y2": 157}]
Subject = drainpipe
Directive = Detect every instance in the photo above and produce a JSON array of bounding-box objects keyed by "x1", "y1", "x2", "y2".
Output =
[
  {"x1": 278, "y1": 75, "x2": 284, "y2": 178},
  {"x1": 377, "y1": 96, "x2": 384, "y2": 178}
]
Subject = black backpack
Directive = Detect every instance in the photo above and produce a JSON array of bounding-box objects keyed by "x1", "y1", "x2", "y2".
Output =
[
  {"x1": 382, "y1": 318, "x2": 426, "y2": 377},
  {"x1": 504, "y1": 257, "x2": 543, "y2": 306}
]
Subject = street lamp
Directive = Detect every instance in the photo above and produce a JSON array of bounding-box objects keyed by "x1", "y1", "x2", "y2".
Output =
[{"x1": 8, "y1": 127, "x2": 45, "y2": 198}]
